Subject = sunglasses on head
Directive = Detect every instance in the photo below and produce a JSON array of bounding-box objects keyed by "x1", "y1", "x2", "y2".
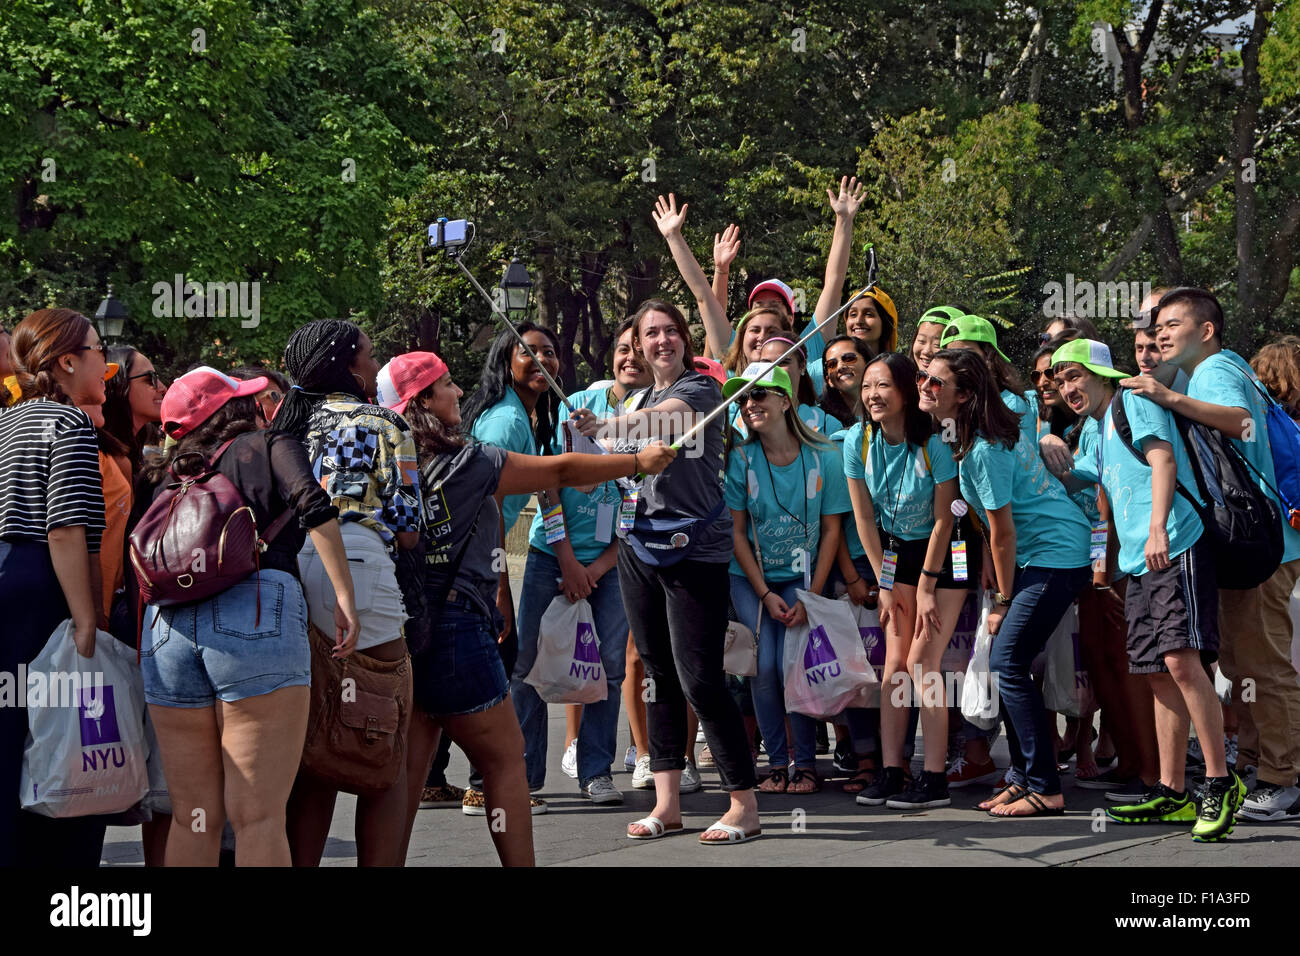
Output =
[
  {"x1": 825, "y1": 352, "x2": 861, "y2": 371},
  {"x1": 129, "y1": 370, "x2": 164, "y2": 388},
  {"x1": 915, "y1": 370, "x2": 948, "y2": 390}
]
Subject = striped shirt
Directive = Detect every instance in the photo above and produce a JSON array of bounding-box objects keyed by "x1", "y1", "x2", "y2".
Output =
[{"x1": 0, "y1": 399, "x2": 106, "y2": 551}]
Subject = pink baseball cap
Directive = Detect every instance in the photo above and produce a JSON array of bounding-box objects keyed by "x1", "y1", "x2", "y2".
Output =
[
  {"x1": 376, "y1": 351, "x2": 449, "y2": 415},
  {"x1": 747, "y1": 279, "x2": 795, "y2": 314},
  {"x1": 693, "y1": 356, "x2": 727, "y2": 386},
  {"x1": 162, "y1": 366, "x2": 267, "y2": 438}
]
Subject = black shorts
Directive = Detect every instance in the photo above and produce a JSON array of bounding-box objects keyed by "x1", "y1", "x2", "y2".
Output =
[
  {"x1": 880, "y1": 528, "x2": 979, "y2": 591},
  {"x1": 1123, "y1": 536, "x2": 1220, "y2": 674}
]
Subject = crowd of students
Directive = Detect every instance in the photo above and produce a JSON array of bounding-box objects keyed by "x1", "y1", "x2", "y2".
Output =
[{"x1": 2, "y1": 183, "x2": 1300, "y2": 866}]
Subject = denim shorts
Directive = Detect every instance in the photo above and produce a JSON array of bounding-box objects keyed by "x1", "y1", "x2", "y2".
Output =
[
  {"x1": 141, "y1": 570, "x2": 311, "y2": 707},
  {"x1": 412, "y1": 594, "x2": 509, "y2": 717}
]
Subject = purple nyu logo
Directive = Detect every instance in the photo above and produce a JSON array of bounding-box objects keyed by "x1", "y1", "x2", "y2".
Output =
[
  {"x1": 568, "y1": 622, "x2": 603, "y2": 682},
  {"x1": 79, "y1": 685, "x2": 119, "y2": 747},
  {"x1": 803, "y1": 625, "x2": 842, "y2": 685}
]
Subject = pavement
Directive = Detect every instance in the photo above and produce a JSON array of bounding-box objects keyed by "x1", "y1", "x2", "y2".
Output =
[{"x1": 101, "y1": 708, "x2": 1300, "y2": 867}]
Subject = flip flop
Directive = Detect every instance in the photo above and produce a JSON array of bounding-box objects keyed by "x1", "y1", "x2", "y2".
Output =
[
  {"x1": 990, "y1": 790, "x2": 1065, "y2": 818},
  {"x1": 626, "y1": 815, "x2": 684, "y2": 840},
  {"x1": 698, "y1": 821, "x2": 761, "y2": 845},
  {"x1": 976, "y1": 782, "x2": 1028, "y2": 811}
]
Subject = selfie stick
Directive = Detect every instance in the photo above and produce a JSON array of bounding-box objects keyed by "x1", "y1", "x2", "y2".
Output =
[
  {"x1": 672, "y1": 244, "x2": 879, "y2": 452},
  {"x1": 435, "y1": 222, "x2": 572, "y2": 412}
]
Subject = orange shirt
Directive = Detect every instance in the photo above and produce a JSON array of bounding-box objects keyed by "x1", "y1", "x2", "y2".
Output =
[{"x1": 97, "y1": 450, "x2": 133, "y2": 619}]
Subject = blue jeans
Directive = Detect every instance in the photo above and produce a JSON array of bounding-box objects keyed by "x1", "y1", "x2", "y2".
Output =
[
  {"x1": 730, "y1": 575, "x2": 817, "y2": 769},
  {"x1": 511, "y1": 549, "x2": 628, "y2": 788},
  {"x1": 991, "y1": 565, "x2": 1090, "y2": 795}
]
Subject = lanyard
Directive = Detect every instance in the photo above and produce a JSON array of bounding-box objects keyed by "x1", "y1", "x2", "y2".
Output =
[
  {"x1": 760, "y1": 442, "x2": 810, "y2": 568},
  {"x1": 879, "y1": 437, "x2": 910, "y2": 550}
]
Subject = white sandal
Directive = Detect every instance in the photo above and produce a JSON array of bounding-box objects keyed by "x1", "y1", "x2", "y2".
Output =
[
  {"x1": 698, "y1": 821, "x2": 761, "y2": 845},
  {"x1": 626, "y1": 815, "x2": 683, "y2": 840}
]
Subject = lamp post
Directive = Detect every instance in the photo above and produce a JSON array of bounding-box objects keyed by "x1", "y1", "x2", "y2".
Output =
[
  {"x1": 94, "y1": 285, "x2": 128, "y2": 343},
  {"x1": 500, "y1": 257, "x2": 533, "y2": 320}
]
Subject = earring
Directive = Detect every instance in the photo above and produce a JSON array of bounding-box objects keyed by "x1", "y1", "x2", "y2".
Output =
[
  {"x1": 65, "y1": 365, "x2": 74, "y2": 373},
  {"x1": 353, "y1": 372, "x2": 366, "y2": 391}
]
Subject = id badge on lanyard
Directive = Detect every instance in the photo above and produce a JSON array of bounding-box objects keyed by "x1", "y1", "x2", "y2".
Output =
[
  {"x1": 950, "y1": 499, "x2": 969, "y2": 581},
  {"x1": 618, "y1": 487, "x2": 639, "y2": 532}
]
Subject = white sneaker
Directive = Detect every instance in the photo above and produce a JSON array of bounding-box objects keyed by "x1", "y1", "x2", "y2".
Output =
[
  {"x1": 679, "y1": 760, "x2": 702, "y2": 794},
  {"x1": 1238, "y1": 782, "x2": 1300, "y2": 822},
  {"x1": 561, "y1": 740, "x2": 577, "y2": 779},
  {"x1": 582, "y1": 774, "x2": 624, "y2": 805},
  {"x1": 624, "y1": 745, "x2": 638, "y2": 772},
  {"x1": 696, "y1": 727, "x2": 706, "y2": 743},
  {"x1": 632, "y1": 755, "x2": 653, "y2": 789}
]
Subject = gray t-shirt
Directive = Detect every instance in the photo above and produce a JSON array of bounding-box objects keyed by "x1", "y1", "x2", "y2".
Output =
[
  {"x1": 421, "y1": 441, "x2": 509, "y2": 624},
  {"x1": 618, "y1": 370, "x2": 733, "y2": 563}
]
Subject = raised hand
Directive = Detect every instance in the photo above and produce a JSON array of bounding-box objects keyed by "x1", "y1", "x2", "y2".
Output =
[
  {"x1": 826, "y1": 175, "x2": 866, "y2": 219},
  {"x1": 652, "y1": 193, "x2": 689, "y2": 238},
  {"x1": 713, "y1": 223, "x2": 741, "y2": 270}
]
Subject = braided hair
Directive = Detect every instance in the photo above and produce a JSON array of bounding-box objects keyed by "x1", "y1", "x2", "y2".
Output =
[{"x1": 275, "y1": 319, "x2": 365, "y2": 438}]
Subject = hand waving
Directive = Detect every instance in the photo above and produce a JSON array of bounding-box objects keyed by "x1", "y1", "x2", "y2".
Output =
[
  {"x1": 652, "y1": 193, "x2": 689, "y2": 239},
  {"x1": 713, "y1": 223, "x2": 741, "y2": 269},
  {"x1": 826, "y1": 175, "x2": 866, "y2": 219}
]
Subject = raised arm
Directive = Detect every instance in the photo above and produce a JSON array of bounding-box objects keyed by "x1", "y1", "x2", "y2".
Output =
[
  {"x1": 497, "y1": 445, "x2": 675, "y2": 497},
  {"x1": 712, "y1": 223, "x2": 741, "y2": 315},
  {"x1": 653, "y1": 193, "x2": 732, "y2": 361},
  {"x1": 811, "y1": 176, "x2": 866, "y2": 326}
]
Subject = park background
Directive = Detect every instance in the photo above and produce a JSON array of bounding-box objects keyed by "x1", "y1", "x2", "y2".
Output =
[{"x1": 3, "y1": 0, "x2": 1298, "y2": 386}]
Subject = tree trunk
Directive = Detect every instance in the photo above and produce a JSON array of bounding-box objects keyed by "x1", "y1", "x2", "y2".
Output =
[{"x1": 1233, "y1": 0, "x2": 1273, "y2": 354}]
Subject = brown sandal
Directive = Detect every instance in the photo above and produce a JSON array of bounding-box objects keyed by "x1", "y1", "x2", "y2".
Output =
[
  {"x1": 757, "y1": 767, "x2": 789, "y2": 793},
  {"x1": 788, "y1": 767, "x2": 821, "y2": 794}
]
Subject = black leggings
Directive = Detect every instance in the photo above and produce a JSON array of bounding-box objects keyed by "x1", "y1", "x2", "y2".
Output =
[{"x1": 617, "y1": 548, "x2": 755, "y2": 792}]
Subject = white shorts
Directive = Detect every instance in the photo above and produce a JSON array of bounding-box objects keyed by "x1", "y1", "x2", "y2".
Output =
[{"x1": 298, "y1": 522, "x2": 407, "y2": 652}]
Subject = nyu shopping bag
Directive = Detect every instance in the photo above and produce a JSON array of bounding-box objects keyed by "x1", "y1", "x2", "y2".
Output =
[
  {"x1": 840, "y1": 596, "x2": 884, "y2": 708},
  {"x1": 524, "y1": 596, "x2": 608, "y2": 704},
  {"x1": 784, "y1": 590, "x2": 874, "y2": 719},
  {"x1": 20, "y1": 620, "x2": 148, "y2": 817},
  {"x1": 959, "y1": 594, "x2": 999, "y2": 731},
  {"x1": 1041, "y1": 604, "x2": 1095, "y2": 718}
]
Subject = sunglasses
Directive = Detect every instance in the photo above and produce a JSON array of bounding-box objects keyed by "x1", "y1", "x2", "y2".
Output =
[
  {"x1": 129, "y1": 370, "x2": 164, "y2": 388},
  {"x1": 916, "y1": 370, "x2": 948, "y2": 391},
  {"x1": 825, "y1": 352, "x2": 862, "y2": 371},
  {"x1": 1030, "y1": 369, "x2": 1055, "y2": 384},
  {"x1": 1038, "y1": 332, "x2": 1053, "y2": 344},
  {"x1": 77, "y1": 342, "x2": 106, "y2": 356},
  {"x1": 738, "y1": 387, "x2": 776, "y2": 405}
]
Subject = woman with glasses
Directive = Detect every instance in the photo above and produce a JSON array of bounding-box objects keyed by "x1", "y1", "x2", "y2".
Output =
[
  {"x1": 939, "y1": 314, "x2": 1039, "y2": 447},
  {"x1": 844, "y1": 353, "x2": 976, "y2": 809},
  {"x1": 0, "y1": 308, "x2": 114, "y2": 865},
  {"x1": 918, "y1": 348, "x2": 1090, "y2": 817},
  {"x1": 724, "y1": 364, "x2": 850, "y2": 795},
  {"x1": 233, "y1": 366, "x2": 290, "y2": 426},
  {"x1": 733, "y1": 336, "x2": 843, "y2": 438},
  {"x1": 818, "y1": 335, "x2": 873, "y2": 429}
]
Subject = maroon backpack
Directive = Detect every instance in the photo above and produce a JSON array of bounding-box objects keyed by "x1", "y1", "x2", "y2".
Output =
[{"x1": 129, "y1": 438, "x2": 294, "y2": 623}]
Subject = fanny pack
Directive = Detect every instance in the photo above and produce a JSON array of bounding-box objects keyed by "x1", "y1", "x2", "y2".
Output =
[{"x1": 623, "y1": 498, "x2": 725, "y2": 568}]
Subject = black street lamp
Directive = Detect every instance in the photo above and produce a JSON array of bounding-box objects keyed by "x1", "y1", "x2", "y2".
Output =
[
  {"x1": 94, "y1": 284, "x2": 128, "y2": 343},
  {"x1": 500, "y1": 257, "x2": 533, "y2": 320}
]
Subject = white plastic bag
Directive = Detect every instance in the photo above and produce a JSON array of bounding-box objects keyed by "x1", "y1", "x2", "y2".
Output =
[
  {"x1": 840, "y1": 596, "x2": 884, "y2": 708},
  {"x1": 723, "y1": 621, "x2": 758, "y2": 677},
  {"x1": 1214, "y1": 665, "x2": 1233, "y2": 705},
  {"x1": 959, "y1": 594, "x2": 999, "y2": 730},
  {"x1": 940, "y1": 592, "x2": 982, "y2": 673},
  {"x1": 783, "y1": 590, "x2": 874, "y2": 719},
  {"x1": 20, "y1": 621, "x2": 148, "y2": 817},
  {"x1": 524, "y1": 596, "x2": 608, "y2": 704},
  {"x1": 1042, "y1": 603, "x2": 1094, "y2": 717}
]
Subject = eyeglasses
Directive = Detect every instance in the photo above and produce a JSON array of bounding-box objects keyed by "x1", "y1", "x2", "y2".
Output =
[
  {"x1": 825, "y1": 353, "x2": 861, "y2": 371},
  {"x1": 738, "y1": 387, "x2": 774, "y2": 405},
  {"x1": 77, "y1": 342, "x2": 106, "y2": 356},
  {"x1": 129, "y1": 370, "x2": 164, "y2": 388},
  {"x1": 916, "y1": 371, "x2": 948, "y2": 391},
  {"x1": 1038, "y1": 332, "x2": 1053, "y2": 344}
]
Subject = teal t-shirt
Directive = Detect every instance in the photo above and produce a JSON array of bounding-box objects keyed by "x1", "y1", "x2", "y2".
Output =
[
  {"x1": 830, "y1": 429, "x2": 865, "y2": 559},
  {"x1": 1002, "y1": 388, "x2": 1040, "y2": 448},
  {"x1": 526, "y1": 386, "x2": 622, "y2": 564},
  {"x1": 958, "y1": 426, "x2": 1091, "y2": 569},
  {"x1": 724, "y1": 440, "x2": 852, "y2": 581},
  {"x1": 1069, "y1": 417, "x2": 1102, "y2": 524},
  {"x1": 842, "y1": 422, "x2": 957, "y2": 543},
  {"x1": 1185, "y1": 350, "x2": 1300, "y2": 564},
  {"x1": 469, "y1": 388, "x2": 536, "y2": 534},
  {"x1": 1072, "y1": 390, "x2": 1204, "y2": 576}
]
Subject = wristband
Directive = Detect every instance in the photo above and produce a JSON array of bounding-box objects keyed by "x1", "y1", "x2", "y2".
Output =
[
  {"x1": 761, "y1": 590, "x2": 773, "y2": 602},
  {"x1": 630, "y1": 452, "x2": 640, "y2": 477},
  {"x1": 920, "y1": 569, "x2": 942, "y2": 579},
  {"x1": 844, "y1": 576, "x2": 862, "y2": 587}
]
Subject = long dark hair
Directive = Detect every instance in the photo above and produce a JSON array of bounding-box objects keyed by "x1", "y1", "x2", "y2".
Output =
[
  {"x1": 102, "y1": 345, "x2": 151, "y2": 473},
  {"x1": 819, "y1": 335, "x2": 872, "y2": 425},
  {"x1": 931, "y1": 348, "x2": 1021, "y2": 460},
  {"x1": 404, "y1": 382, "x2": 467, "y2": 461},
  {"x1": 142, "y1": 396, "x2": 259, "y2": 486},
  {"x1": 460, "y1": 322, "x2": 561, "y2": 451},
  {"x1": 275, "y1": 319, "x2": 366, "y2": 439},
  {"x1": 975, "y1": 341, "x2": 1028, "y2": 401},
  {"x1": 861, "y1": 353, "x2": 934, "y2": 449}
]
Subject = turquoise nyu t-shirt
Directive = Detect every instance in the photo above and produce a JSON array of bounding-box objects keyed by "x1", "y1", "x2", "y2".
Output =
[
  {"x1": 1072, "y1": 390, "x2": 1205, "y2": 577},
  {"x1": 724, "y1": 439, "x2": 852, "y2": 582},
  {"x1": 958, "y1": 424, "x2": 1091, "y2": 570},
  {"x1": 842, "y1": 422, "x2": 957, "y2": 543},
  {"x1": 527, "y1": 385, "x2": 622, "y2": 564},
  {"x1": 1185, "y1": 349, "x2": 1300, "y2": 564},
  {"x1": 469, "y1": 387, "x2": 536, "y2": 535}
]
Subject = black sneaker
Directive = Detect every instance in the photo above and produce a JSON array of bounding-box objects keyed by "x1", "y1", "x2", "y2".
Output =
[
  {"x1": 856, "y1": 766, "x2": 906, "y2": 806},
  {"x1": 886, "y1": 770, "x2": 951, "y2": 809},
  {"x1": 831, "y1": 741, "x2": 858, "y2": 776}
]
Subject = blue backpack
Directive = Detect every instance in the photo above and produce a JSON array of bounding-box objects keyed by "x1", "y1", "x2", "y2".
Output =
[{"x1": 1236, "y1": 369, "x2": 1300, "y2": 532}]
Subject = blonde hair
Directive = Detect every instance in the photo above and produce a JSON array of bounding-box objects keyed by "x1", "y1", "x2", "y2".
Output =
[{"x1": 725, "y1": 306, "x2": 792, "y2": 374}]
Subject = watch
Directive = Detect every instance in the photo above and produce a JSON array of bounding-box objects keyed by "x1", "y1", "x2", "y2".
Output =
[{"x1": 994, "y1": 591, "x2": 1013, "y2": 607}]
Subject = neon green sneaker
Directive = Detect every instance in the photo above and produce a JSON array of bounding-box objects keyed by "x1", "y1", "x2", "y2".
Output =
[
  {"x1": 1105, "y1": 783, "x2": 1196, "y2": 824},
  {"x1": 1191, "y1": 771, "x2": 1246, "y2": 843}
]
